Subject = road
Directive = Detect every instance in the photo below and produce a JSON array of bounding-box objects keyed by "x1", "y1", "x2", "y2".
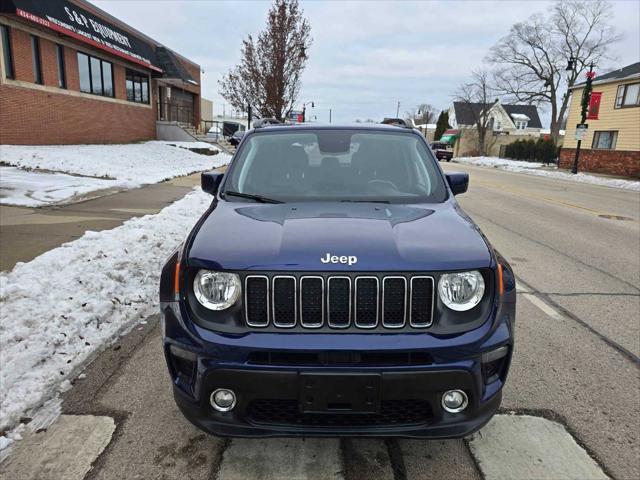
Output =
[{"x1": 1, "y1": 163, "x2": 638, "y2": 480}]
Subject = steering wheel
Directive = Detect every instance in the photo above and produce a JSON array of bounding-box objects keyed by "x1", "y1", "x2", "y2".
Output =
[{"x1": 367, "y1": 179, "x2": 398, "y2": 191}]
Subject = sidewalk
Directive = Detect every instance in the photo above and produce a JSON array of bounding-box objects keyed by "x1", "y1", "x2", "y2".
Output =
[{"x1": 0, "y1": 172, "x2": 207, "y2": 271}]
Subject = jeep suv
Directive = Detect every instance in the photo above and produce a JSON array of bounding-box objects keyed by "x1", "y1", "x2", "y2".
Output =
[{"x1": 160, "y1": 123, "x2": 515, "y2": 438}]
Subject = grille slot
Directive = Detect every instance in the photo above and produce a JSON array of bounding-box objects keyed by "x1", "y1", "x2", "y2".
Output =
[
  {"x1": 410, "y1": 276, "x2": 435, "y2": 327},
  {"x1": 245, "y1": 276, "x2": 269, "y2": 327},
  {"x1": 355, "y1": 277, "x2": 379, "y2": 328},
  {"x1": 272, "y1": 276, "x2": 297, "y2": 327},
  {"x1": 327, "y1": 277, "x2": 351, "y2": 328},
  {"x1": 300, "y1": 276, "x2": 324, "y2": 328},
  {"x1": 382, "y1": 277, "x2": 407, "y2": 328}
]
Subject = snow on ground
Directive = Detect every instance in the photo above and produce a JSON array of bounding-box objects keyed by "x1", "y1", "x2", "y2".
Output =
[
  {"x1": 148, "y1": 140, "x2": 219, "y2": 150},
  {"x1": 454, "y1": 156, "x2": 640, "y2": 191},
  {"x1": 0, "y1": 187, "x2": 211, "y2": 448},
  {"x1": 0, "y1": 166, "x2": 116, "y2": 207},
  {"x1": 0, "y1": 142, "x2": 230, "y2": 206}
]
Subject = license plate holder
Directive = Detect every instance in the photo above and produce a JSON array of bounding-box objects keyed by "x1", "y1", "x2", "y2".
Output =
[{"x1": 299, "y1": 373, "x2": 381, "y2": 414}]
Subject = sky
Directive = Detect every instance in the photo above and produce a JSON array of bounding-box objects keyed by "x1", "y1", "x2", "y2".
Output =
[{"x1": 94, "y1": 0, "x2": 640, "y2": 126}]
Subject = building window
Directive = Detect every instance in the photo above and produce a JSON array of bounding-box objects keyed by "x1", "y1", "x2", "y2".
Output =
[
  {"x1": 31, "y1": 35, "x2": 42, "y2": 84},
  {"x1": 125, "y1": 69, "x2": 150, "y2": 104},
  {"x1": 515, "y1": 120, "x2": 528, "y2": 130},
  {"x1": 591, "y1": 131, "x2": 618, "y2": 150},
  {"x1": 55, "y1": 44, "x2": 66, "y2": 89},
  {"x1": 1, "y1": 24, "x2": 14, "y2": 79},
  {"x1": 77, "y1": 52, "x2": 114, "y2": 97},
  {"x1": 615, "y1": 82, "x2": 639, "y2": 108}
]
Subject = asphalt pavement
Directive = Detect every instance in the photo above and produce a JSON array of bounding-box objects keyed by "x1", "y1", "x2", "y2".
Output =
[{"x1": 1, "y1": 163, "x2": 638, "y2": 480}]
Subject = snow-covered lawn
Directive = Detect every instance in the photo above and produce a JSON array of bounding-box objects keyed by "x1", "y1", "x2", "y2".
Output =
[
  {"x1": 0, "y1": 142, "x2": 230, "y2": 206},
  {"x1": 0, "y1": 166, "x2": 115, "y2": 207},
  {"x1": 0, "y1": 187, "x2": 211, "y2": 449},
  {"x1": 453, "y1": 156, "x2": 640, "y2": 191}
]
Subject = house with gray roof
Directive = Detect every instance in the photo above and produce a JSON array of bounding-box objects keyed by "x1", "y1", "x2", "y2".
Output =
[{"x1": 448, "y1": 100, "x2": 543, "y2": 136}]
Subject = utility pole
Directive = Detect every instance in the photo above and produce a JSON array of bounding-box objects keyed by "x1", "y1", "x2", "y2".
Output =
[
  {"x1": 329, "y1": 109, "x2": 332, "y2": 124},
  {"x1": 396, "y1": 101, "x2": 400, "y2": 118},
  {"x1": 247, "y1": 104, "x2": 252, "y2": 129},
  {"x1": 572, "y1": 62, "x2": 595, "y2": 174}
]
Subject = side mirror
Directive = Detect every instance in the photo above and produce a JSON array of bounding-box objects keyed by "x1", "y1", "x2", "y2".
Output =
[
  {"x1": 201, "y1": 172, "x2": 224, "y2": 196},
  {"x1": 445, "y1": 172, "x2": 469, "y2": 196}
]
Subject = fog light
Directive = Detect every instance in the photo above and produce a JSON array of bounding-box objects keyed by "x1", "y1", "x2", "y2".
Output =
[
  {"x1": 441, "y1": 389, "x2": 468, "y2": 413},
  {"x1": 210, "y1": 388, "x2": 236, "y2": 412}
]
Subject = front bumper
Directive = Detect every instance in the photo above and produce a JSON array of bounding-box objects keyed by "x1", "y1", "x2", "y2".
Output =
[
  {"x1": 172, "y1": 368, "x2": 503, "y2": 438},
  {"x1": 162, "y1": 302, "x2": 514, "y2": 438}
]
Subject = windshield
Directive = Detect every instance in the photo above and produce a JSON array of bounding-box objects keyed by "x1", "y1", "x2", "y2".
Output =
[{"x1": 223, "y1": 129, "x2": 447, "y2": 203}]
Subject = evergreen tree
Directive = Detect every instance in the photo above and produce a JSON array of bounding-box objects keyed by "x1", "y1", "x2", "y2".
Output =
[{"x1": 434, "y1": 110, "x2": 451, "y2": 141}]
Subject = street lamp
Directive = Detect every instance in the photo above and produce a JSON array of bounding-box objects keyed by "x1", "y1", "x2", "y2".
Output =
[
  {"x1": 302, "y1": 101, "x2": 314, "y2": 122},
  {"x1": 571, "y1": 61, "x2": 595, "y2": 174}
]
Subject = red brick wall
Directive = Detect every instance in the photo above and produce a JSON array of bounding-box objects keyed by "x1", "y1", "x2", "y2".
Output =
[
  {"x1": 1, "y1": 24, "x2": 156, "y2": 145},
  {"x1": 559, "y1": 148, "x2": 640, "y2": 179}
]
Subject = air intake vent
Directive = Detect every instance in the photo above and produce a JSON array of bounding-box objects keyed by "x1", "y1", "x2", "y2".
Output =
[
  {"x1": 355, "y1": 277, "x2": 379, "y2": 328},
  {"x1": 300, "y1": 276, "x2": 323, "y2": 327},
  {"x1": 245, "y1": 276, "x2": 269, "y2": 327},
  {"x1": 272, "y1": 276, "x2": 296, "y2": 327},
  {"x1": 410, "y1": 276, "x2": 434, "y2": 327},
  {"x1": 383, "y1": 277, "x2": 407, "y2": 328},
  {"x1": 327, "y1": 277, "x2": 351, "y2": 328}
]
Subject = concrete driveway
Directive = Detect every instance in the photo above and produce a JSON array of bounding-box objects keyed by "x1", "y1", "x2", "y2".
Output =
[{"x1": 1, "y1": 163, "x2": 638, "y2": 480}]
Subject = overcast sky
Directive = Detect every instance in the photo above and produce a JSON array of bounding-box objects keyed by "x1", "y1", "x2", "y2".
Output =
[{"x1": 95, "y1": 0, "x2": 639, "y2": 126}]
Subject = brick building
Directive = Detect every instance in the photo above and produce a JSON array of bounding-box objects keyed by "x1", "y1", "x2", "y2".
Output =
[
  {"x1": 560, "y1": 62, "x2": 639, "y2": 179},
  {"x1": 0, "y1": 0, "x2": 201, "y2": 145}
]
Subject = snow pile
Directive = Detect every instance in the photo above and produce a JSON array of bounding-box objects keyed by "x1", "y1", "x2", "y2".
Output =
[
  {"x1": 148, "y1": 140, "x2": 219, "y2": 150},
  {"x1": 454, "y1": 156, "x2": 640, "y2": 191},
  {"x1": 0, "y1": 188, "x2": 212, "y2": 444},
  {"x1": 0, "y1": 166, "x2": 115, "y2": 206},
  {"x1": 0, "y1": 143, "x2": 230, "y2": 206},
  {"x1": 454, "y1": 156, "x2": 543, "y2": 170}
]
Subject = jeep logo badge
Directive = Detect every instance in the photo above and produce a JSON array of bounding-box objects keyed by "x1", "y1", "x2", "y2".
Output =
[{"x1": 321, "y1": 253, "x2": 358, "y2": 266}]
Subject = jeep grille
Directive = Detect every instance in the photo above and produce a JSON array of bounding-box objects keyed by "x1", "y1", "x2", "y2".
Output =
[{"x1": 244, "y1": 274, "x2": 434, "y2": 330}]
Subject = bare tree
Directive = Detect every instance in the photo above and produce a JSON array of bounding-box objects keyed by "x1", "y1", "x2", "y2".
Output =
[
  {"x1": 487, "y1": 0, "x2": 620, "y2": 142},
  {"x1": 406, "y1": 104, "x2": 438, "y2": 125},
  {"x1": 454, "y1": 70, "x2": 496, "y2": 156},
  {"x1": 218, "y1": 0, "x2": 312, "y2": 121}
]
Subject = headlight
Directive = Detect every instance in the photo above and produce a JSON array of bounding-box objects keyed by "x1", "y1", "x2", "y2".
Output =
[
  {"x1": 438, "y1": 270, "x2": 485, "y2": 311},
  {"x1": 193, "y1": 270, "x2": 241, "y2": 311}
]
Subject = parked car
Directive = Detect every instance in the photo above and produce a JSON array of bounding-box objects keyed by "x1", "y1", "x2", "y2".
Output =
[
  {"x1": 431, "y1": 141, "x2": 453, "y2": 161},
  {"x1": 160, "y1": 123, "x2": 515, "y2": 438},
  {"x1": 228, "y1": 130, "x2": 245, "y2": 147}
]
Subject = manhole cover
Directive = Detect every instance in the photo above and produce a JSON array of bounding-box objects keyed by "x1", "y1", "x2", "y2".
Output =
[{"x1": 598, "y1": 214, "x2": 634, "y2": 221}]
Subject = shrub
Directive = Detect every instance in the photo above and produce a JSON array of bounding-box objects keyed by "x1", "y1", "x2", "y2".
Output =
[{"x1": 504, "y1": 138, "x2": 557, "y2": 163}]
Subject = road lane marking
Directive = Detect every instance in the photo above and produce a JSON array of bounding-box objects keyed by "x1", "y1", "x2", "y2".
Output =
[
  {"x1": 468, "y1": 414, "x2": 609, "y2": 480},
  {"x1": 0, "y1": 415, "x2": 115, "y2": 480},
  {"x1": 217, "y1": 438, "x2": 343, "y2": 480},
  {"x1": 517, "y1": 277, "x2": 640, "y2": 366},
  {"x1": 520, "y1": 292, "x2": 563, "y2": 320}
]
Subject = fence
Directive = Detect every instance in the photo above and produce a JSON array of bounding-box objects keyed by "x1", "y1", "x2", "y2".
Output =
[{"x1": 157, "y1": 102, "x2": 194, "y2": 126}]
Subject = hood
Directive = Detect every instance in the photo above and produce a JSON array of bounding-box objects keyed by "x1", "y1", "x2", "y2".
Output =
[{"x1": 187, "y1": 201, "x2": 492, "y2": 271}]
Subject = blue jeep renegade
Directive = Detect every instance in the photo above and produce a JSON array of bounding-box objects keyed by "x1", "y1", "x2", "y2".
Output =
[{"x1": 159, "y1": 123, "x2": 515, "y2": 438}]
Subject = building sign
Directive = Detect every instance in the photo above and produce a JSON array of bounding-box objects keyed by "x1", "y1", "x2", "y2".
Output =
[
  {"x1": 575, "y1": 123, "x2": 588, "y2": 141},
  {"x1": 288, "y1": 110, "x2": 304, "y2": 123},
  {"x1": 587, "y1": 92, "x2": 602, "y2": 120},
  {"x1": 3, "y1": 0, "x2": 162, "y2": 72}
]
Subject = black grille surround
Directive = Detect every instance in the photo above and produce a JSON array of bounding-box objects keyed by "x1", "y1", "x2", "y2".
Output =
[{"x1": 244, "y1": 272, "x2": 435, "y2": 332}]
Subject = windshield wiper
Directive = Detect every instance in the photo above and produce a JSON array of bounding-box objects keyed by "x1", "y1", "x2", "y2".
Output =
[
  {"x1": 222, "y1": 191, "x2": 283, "y2": 204},
  {"x1": 340, "y1": 199, "x2": 391, "y2": 204}
]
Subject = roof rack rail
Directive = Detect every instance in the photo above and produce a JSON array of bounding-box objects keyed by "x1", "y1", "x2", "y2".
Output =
[
  {"x1": 381, "y1": 118, "x2": 412, "y2": 128},
  {"x1": 253, "y1": 118, "x2": 282, "y2": 128}
]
